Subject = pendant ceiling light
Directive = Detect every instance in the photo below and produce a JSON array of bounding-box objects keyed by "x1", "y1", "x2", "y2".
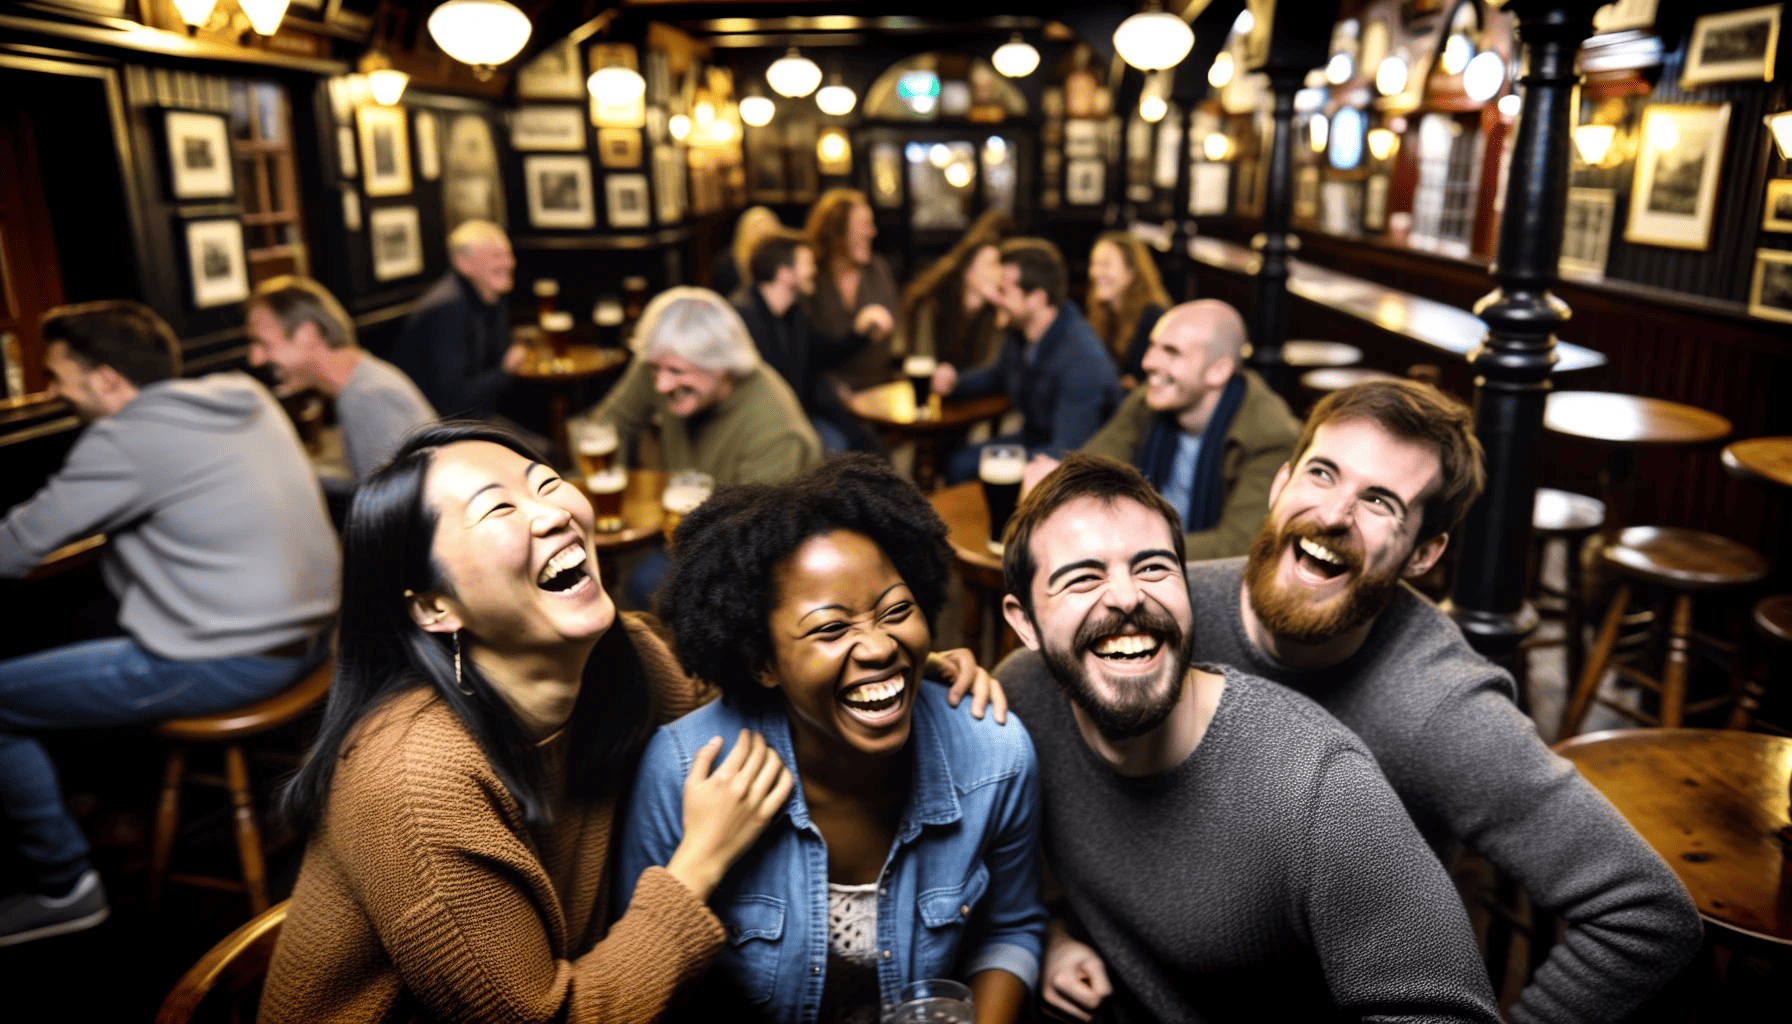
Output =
[
  {"x1": 1139, "y1": 94, "x2": 1168, "y2": 123},
  {"x1": 816, "y1": 79, "x2": 857, "y2": 116},
  {"x1": 1462, "y1": 50, "x2": 1505, "y2": 103},
  {"x1": 239, "y1": 0, "x2": 292, "y2": 36},
  {"x1": 669, "y1": 113, "x2": 692, "y2": 141},
  {"x1": 992, "y1": 34, "x2": 1040, "y2": 78},
  {"x1": 428, "y1": 0, "x2": 532, "y2": 77},
  {"x1": 1375, "y1": 55, "x2": 1408, "y2": 96},
  {"x1": 359, "y1": 52, "x2": 408, "y2": 106},
  {"x1": 739, "y1": 95, "x2": 775, "y2": 127},
  {"x1": 172, "y1": 0, "x2": 217, "y2": 29},
  {"x1": 588, "y1": 65, "x2": 646, "y2": 105},
  {"x1": 1113, "y1": 7, "x2": 1194, "y2": 72},
  {"x1": 767, "y1": 48, "x2": 823, "y2": 98}
]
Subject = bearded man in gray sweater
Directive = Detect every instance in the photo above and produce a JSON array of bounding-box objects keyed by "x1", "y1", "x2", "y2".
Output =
[
  {"x1": 0, "y1": 301, "x2": 339, "y2": 947},
  {"x1": 996, "y1": 454, "x2": 1500, "y2": 1023}
]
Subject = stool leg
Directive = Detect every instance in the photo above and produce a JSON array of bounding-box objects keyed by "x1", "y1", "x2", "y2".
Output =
[
  {"x1": 1564, "y1": 536, "x2": 1587, "y2": 693},
  {"x1": 224, "y1": 744, "x2": 270, "y2": 914},
  {"x1": 1561, "y1": 583, "x2": 1631, "y2": 740},
  {"x1": 149, "y1": 745, "x2": 187, "y2": 909},
  {"x1": 1659, "y1": 594, "x2": 1693, "y2": 729}
]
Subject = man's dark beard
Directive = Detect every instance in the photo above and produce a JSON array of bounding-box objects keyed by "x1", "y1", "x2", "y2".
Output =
[
  {"x1": 1039, "y1": 604, "x2": 1190, "y2": 741},
  {"x1": 1242, "y1": 517, "x2": 1406, "y2": 645}
]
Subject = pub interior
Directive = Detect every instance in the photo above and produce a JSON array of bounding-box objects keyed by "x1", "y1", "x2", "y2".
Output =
[{"x1": 1, "y1": 0, "x2": 1789, "y2": 1021}]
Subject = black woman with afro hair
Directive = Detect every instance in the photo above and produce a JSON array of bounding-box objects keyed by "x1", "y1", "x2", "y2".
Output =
[{"x1": 615, "y1": 454, "x2": 1046, "y2": 1024}]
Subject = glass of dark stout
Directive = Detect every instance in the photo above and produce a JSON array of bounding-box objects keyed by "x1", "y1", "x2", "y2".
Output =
[{"x1": 979, "y1": 444, "x2": 1025, "y2": 555}]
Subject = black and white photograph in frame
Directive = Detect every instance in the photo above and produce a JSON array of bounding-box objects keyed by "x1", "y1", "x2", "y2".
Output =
[
  {"x1": 415, "y1": 110, "x2": 440, "y2": 181},
  {"x1": 1624, "y1": 104, "x2": 1730, "y2": 251},
  {"x1": 524, "y1": 155, "x2": 596, "y2": 229},
  {"x1": 369, "y1": 206, "x2": 424, "y2": 282},
  {"x1": 1560, "y1": 187, "x2": 1616, "y2": 276},
  {"x1": 1682, "y1": 5, "x2": 1779, "y2": 89},
  {"x1": 1764, "y1": 179, "x2": 1792, "y2": 232},
  {"x1": 1064, "y1": 119, "x2": 1102, "y2": 159},
  {"x1": 1748, "y1": 248, "x2": 1792, "y2": 324},
  {"x1": 653, "y1": 146, "x2": 686, "y2": 224},
  {"x1": 444, "y1": 114, "x2": 506, "y2": 234},
  {"x1": 598, "y1": 128, "x2": 643, "y2": 169},
  {"x1": 1064, "y1": 158, "x2": 1106, "y2": 205},
  {"x1": 516, "y1": 39, "x2": 585, "y2": 99},
  {"x1": 164, "y1": 111, "x2": 234, "y2": 200},
  {"x1": 511, "y1": 107, "x2": 588, "y2": 152},
  {"x1": 357, "y1": 104, "x2": 412, "y2": 197},
  {"x1": 184, "y1": 218, "x2": 249, "y2": 309},
  {"x1": 1363, "y1": 173, "x2": 1390, "y2": 231},
  {"x1": 605, "y1": 173, "x2": 652, "y2": 229}
]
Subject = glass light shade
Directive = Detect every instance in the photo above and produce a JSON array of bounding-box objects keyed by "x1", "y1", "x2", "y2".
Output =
[
  {"x1": 1308, "y1": 114, "x2": 1329, "y2": 152},
  {"x1": 428, "y1": 0, "x2": 531, "y2": 70},
  {"x1": 1463, "y1": 50, "x2": 1505, "y2": 102},
  {"x1": 1498, "y1": 93, "x2": 1522, "y2": 118},
  {"x1": 1113, "y1": 11, "x2": 1195, "y2": 71},
  {"x1": 739, "y1": 96, "x2": 775, "y2": 127},
  {"x1": 1649, "y1": 118, "x2": 1678, "y2": 152},
  {"x1": 928, "y1": 143, "x2": 953, "y2": 168},
  {"x1": 1573, "y1": 124, "x2": 1615, "y2": 165},
  {"x1": 588, "y1": 66, "x2": 645, "y2": 104},
  {"x1": 1441, "y1": 33, "x2": 1473, "y2": 76},
  {"x1": 239, "y1": 0, "x2": 292, "y2": 36},
  {"x1": 767, "y1": 48, "x2": 822, "y2": 98},
  {"x1": 816, "y1": 84, "x2": 856, "y2": 116},
  {"x1": 668, "y1": 114, "x2": 691, "y2": 141},
  {"x1": 992, "y1": 35, "x2": 1040, "y2": 78},
  {"x1": 367, "y1": 68, "x2": 409, "y2": 106},
  {"x1": 1325, "y1": 53, "x2": 1354, "y2": 85},
  {"x1": 1376, "y1": 55, "x2": 1408, "y2": 96},
  {"x1": 1367, "y1": 126, "x2": 1400, "y2": 161},
  {"x1": 1769, "y1": 110, "x2": 1792, "y2": 159},
  {"x1": 944, "y1": 161, "x2": 973, "y2": 188},
  {"x1": 1140, "y1": 94, "x2": 1168, "y2": 123},
  {"x1": 1233, "y1": 9, "x2": 1254, "y2": 35},
  {"x1": 1203, "y1": 133, "x2": 1231, "y2": 160},
  {"x1": 1209, "y1": 51, "x2": 1235, "y2": 88},
  {"x1": 173, "y1": 0, "x2": 217, "y2": 27},
  {"x1": 818, "y1": 131, "x2": 849, "y2": 162}
]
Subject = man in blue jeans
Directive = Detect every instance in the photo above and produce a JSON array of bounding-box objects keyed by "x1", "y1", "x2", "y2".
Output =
[
  {"x1": 0, "y1": 301, "x2": 339, "y2": 946},
  {"x1": 929, "y1": 238, "x2": 1122, "y2": 485}
]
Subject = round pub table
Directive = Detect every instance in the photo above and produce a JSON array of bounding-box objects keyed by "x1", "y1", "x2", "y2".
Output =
[
  {"x1": 1554, "y1": 728, "x2": 1792, "y2": 947},
  {"x1": 576, "y1": 468, "x2": 666, "y2": 596},
  {"x1": 928, "y1": 482, "x2": 1019, "y2": 666},
  {"x1": 1722, "y1": 437, "x2": 1792, "y2": 491},
  {"x1": 848, "y1": 382, "x2": 1009, "y2": 492},
  {"x1": 1544, "y1": 391, "x2": 1732, "y2": 538},
  {"x1": 514, "y1": 342, "x2": 628, "y2": 471}
]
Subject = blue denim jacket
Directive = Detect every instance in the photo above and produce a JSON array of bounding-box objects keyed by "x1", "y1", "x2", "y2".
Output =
[{"x1": 615, "y1": 681, "x2": 1046, "y2": 1021}]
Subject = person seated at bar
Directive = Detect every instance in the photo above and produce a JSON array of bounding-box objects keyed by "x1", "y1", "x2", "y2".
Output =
[
  {"x1": 712, "y1": 205, "x2": 782, "y2": 300},
  {"x1": 1027, "y1": 300, "x2": 1298, "y2": 560},
  {"x1": 246, "y1": 274, "x2": 436, "y2": 492},
  {"x1": 391, "y1": 219, "x2": 528, "y2": 419},
  {"x1": 0, "y1": 301, "x2": 338, "y2": 947},
  {"x1": 260, "y1": 422, "x2": 793, "y2": 1022},
  {"x1": 618, "y1": 454, "x2": 1044, "y2": 1024},
  {"x1": 898, "y1": 209, "x2": 1014, "y2": 371},
  {"x1": 1085, "y1": 231, "x2": 1170, "y2": 389},
  {"x1": 1163, "y1": 380, "x2": 1700, "y2": 1022},
  {"x1": 932, "y1": 239, "x2": 1122, "y2": 485},
  {"x1": 994, "y1": 455, "x2": 1500, "y2": 1023},
  {"x1": 730, "y1": 228, "x2": 881, "y2": 455},
  {"x1": 589, "y1": 286, "x2": 821, "y2": 606},
  {"x1": 803, "y1": 188, "x2": 900, "y2": 390}
]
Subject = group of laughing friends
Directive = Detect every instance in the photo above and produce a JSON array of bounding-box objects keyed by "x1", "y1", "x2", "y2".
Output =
[{"x1": 251, "y1": 371, "x2": 1703, "y2": 1023}]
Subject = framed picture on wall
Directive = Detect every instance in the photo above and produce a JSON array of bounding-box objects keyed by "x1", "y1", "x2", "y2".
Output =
[
  {"x1": 1560, "y1": 187, "x2": 1616, "y2": 276},
  {"x1": 516, "y1": 39, "x2": 585, "y2": 99},
  {"x1": 605, "y1": 173, "x2": 652, "y2": 229},
  {"x1": 369, "y1": 206, "x2": 424, "y2": 281},
  {"x1": 357, "y1": 105, "x2": 412, "y2": 197},
  {"x1": 1594, "y1": 0, "x2": 1659, "y2": 33},
  {"x1": 524, "y1": 156, "x2": 596, "y2": 229},
  {"x1": 1064, "y1": 119, "x2": 1101, "y2": 159},
  {"x1": 184, "y1": 219, "x2": 249, "y2": 308},
  {"x1": 1682, "y1": 6, "x2": 1779, "y2": 89},
  {"x1": 1624, "y1": 104, "x2": 1729, "y2": 250},
  {"x1": 415, "y1": 111, "x2": 441, "y2": 181},
  {"x1": 512, "y1": 107, "x2": 587, "y2": 152},
  {"x1": 342, "y1": 188, "x2": 361, "y2": 232},
  {"x1": 164, "y1": 111, "x2": 234, "y2": 200},
  {"x1": 1064, "y1": 158, "x2": 1105, "y2": 205},
  {"x1": 653, "y1": 146, "x2": 686, "y2": 224},
  {"x1": 1764, "y1": 179, "x2": 1792, "y2": 232},
  {"x1": 1190, "y1": 162, "x2": 1230, "y2": 215},
  {"x1": 598, "y1": 128, "x2": 643, "y2": 168},
  {"x1": 748, "y1": 142, "x2": 787, "y2": 202},
  {"x1": 1363, "y1": 173, "x2": 1390, "y2": 231},
  {"x1": 1748, "y1": 248, "x2": 1792, "y2": 323},
  {"x1": 1294, "y1": 165, "x2": 1320, "y2": 220},
  {"x1": 337, "y1": 125, "x2": 357, "y2": 178}
]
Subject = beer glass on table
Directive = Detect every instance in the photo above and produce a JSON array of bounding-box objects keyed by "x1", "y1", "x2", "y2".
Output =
[
  {"x1": 903, "y1": 354, "x2": 937, "y2": 418},
  {"x1": 661, "y1": 471, "x2": 714, "y2": 549},
  {"x1": 533, "y1": 278, "x2": 559, "y2": 322},
  {"x1": 593, "y1": 297, "x2": 625, "y2": 348},
  {"x1": 574, "y1": 421, "x2": 619, "y2": 479},
  {"x1": 979, "y1": 444, "x2": 1025, "y2": 555},
  {"x1": 883, "y1": 979, "x2": 974, "y2": 1024},
  {"x1": 623, "y1": 276, "x2": 649, "y2": 322},
  {"x1": 587, "y1": 466, "x2": 628, "y2": 533},
  {"x1": 541, "y1": 310, "x2": 573, "y2": 362}
]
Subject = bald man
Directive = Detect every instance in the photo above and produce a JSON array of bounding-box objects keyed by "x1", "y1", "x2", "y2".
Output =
[
  {"x1": 1025, "y1": 300, "x2": 1299, "y2": 559},
  {"x1": 391, "y1": 219, "x2": 527, "y2": 419}
]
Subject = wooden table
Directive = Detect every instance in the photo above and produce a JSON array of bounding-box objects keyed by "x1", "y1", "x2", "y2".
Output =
[
  {"x1": 848, "y1": 382, "x2": 1009, "y2": 492},
  {"x1": 1545, "y1": 391, "x2": 1732, "y2": 539},
  {"x1": 929, "y1": 482, "x2": 1019, "y2": 665},
  {"x1": 1554, "y1": 728, "x2": 1792, "y2": 947},
  {"x1": 575, "y1": 468, "x2": 666, "y2": 596},
  {"x1": 1722, "y1": 437, "x2": 1792, "y2": 491},
  {"x1": 513, "y1": 342, "x2": 628, "y2": 471}
]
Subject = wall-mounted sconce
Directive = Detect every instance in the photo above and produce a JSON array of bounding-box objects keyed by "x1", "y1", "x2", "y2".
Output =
[
  {"x1": 239, "y1": 0, "x2": 292, "y2": 36},
  {"x1": 1308, "y1": 114, "x2": 1328, "y2": 153},
  {"x1": 1367, "y1": 126, "x2": 1400, "y2": 162},
  {"x1": 992, "y1": 34, "x2": 1039, "y2": 78},
  {"x1": 1572, "y1": 123, "x2": 1616, "y2": 165},
  {"x1": 359, "y1": 52, "x2": 408, "y2": 106},
  {"x1": 589, "y1": 66, "x2": 645, "y2": 106},
  {"x1": 1767, "y1": 110, "x2": 1792, "y2": 159},
  {"x1": 1209, "y1": 51, "x2": 1235, "y2": 88},
  {"x1": 817, "y1": 128, "x2": 852, "y2": 174},
  {"x1": 1140, "y1": 94, "x2": 1168, "y2": 123},
  {"x1": 1375, "y1": 55, "x2": 1408, "y2": 97},
  {"x1": 1203, "y1": 133, "x2": 1232, "y2": 161},
  {"x1": 173, "y1": 0, "x2": 217, "y2": 33},
  {"x1": 668, "y1": 113, "x2": 691, "y2": 141},
  {"x1": 427, "y1": 0, "x2": 531, "y2": 78}
]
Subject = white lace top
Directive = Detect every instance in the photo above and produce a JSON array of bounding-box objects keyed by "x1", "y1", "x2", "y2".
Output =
[{"x1": 821, "y1": 882, "x2": 882, "y2": 1024}]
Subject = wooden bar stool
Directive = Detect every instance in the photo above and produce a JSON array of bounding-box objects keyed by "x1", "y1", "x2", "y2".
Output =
[
  {"x1": 1520, "y1": 489, "x2": 1605, "y2": 703},
  {"x1": 1280, "y1": 340, "x2": 1362, "y2": 369},
  {"x1": 1730, "y1": 595, "x2": 1792, "y2": 734},
  {"x1": 1559, "y1": 528, "x2": 1768, "y2": 739},
  {"x1": 150, "y1": 657, "x2": 333, "y2": 914}
]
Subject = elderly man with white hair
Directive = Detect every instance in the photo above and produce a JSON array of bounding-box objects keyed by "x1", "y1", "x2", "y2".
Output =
[{"x1": 391, "y1": 219, "x2": 526, "y2": 419}]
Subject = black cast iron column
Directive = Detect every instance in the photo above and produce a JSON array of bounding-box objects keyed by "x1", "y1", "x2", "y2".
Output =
[
  {"x1": 1443, "y1": 1, "x2": 1605, "y2": 665},
  {"x1": 1246, "y1": 69, "x2": 1303, "y2": 396}
]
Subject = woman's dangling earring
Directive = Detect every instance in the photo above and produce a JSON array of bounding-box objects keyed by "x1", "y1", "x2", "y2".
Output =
[{"x1": 453, "y1": 631, "x2": 473, "y2": 696}]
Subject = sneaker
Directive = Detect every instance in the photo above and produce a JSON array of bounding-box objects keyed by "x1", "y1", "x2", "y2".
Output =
[{"x1": 0, "y1": 869, "x2": 110, "y2": 947}]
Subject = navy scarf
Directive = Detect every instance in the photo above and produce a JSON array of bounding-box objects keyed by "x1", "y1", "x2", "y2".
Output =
[{"x1": 1137, "y1": 373, "x2": 1247, "y2": 532}]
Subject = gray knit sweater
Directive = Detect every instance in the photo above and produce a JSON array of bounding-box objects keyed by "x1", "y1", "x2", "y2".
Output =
[
  {"x1": 1000, "y1": 660, "x2": 1501, "y2": 1023},
  {"x1": 1185, "y1": 557, "x2": 1702, "y2": 1023}
]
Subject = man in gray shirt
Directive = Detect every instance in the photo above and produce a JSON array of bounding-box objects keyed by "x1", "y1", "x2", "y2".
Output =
[
  {"x1": 1175, "y1": 379, "x2": 1701, "y2": 1022},
  {"x1": 996, "y1": 455, "x2": 1499, "y2": 1023},
  {"x1": 248, "y1": 275, "x2": 436, "y2": 489},
  {"x1": 0, "y1": 301, "x2": 339, "y2": 946}
]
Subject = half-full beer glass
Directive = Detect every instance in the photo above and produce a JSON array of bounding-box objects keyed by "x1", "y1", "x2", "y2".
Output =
[
  {"x1": 979, "y1": 444, "x2": 1025, "y2": 555},
  {"x1": 587, "y1": 467, "x2": 627, "y2": 532},
  {"x1": 661, "y1": 471, "x2": 714, "y2": 548},
  {"x1": 541, "y1": 310, "x2": 573, "y2": 360},
  {"x1": 533, "y1": 278, "x2": 559, "y2": 322},
  {"x1": 574, "y1": 421, "x2": 619, "y2": 479}
]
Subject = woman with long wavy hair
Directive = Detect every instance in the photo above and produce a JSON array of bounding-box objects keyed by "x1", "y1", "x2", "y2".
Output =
[
  {"x1": 1085, "y1": 231, "x2": 1171, "y2": 389},
  {"x1": 803, "y1": 188, "x2": 901, "y2": 390},
  {"x1": 898, "y1": 209, "x2": 1015, "y2": 370}
]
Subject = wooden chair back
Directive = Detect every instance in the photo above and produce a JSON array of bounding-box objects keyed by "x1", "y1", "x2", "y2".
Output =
[{"x1": 154, "y1": 899, "x2": 287, "y2": 1024}]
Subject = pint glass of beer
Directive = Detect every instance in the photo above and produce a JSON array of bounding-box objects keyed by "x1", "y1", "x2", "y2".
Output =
[
  {"x1": 533, "y1": 278, "x2": 559, "y2": 322},
  {"x1": 661, "y1": 471, "x2": 715, "y2": 549},
  {"x1": 541, "y1": 310, "x2": 573, "y2": 360},
  {"x1": 979, "y1": 444, "x2": 1025, "y2": 555},
  {"x1": 574, "y1": 421, "x2": 619, "y2": 479},
  {"x1": 587, "y1": 467, "x2": 628, "y2": 532},
  {"x1": 593, "y1": 297, "x2": 625, "y2": 348},
  {"x1": 623, "y1": 276, "x2": 649, "y2": 321},
  {"x1": 903, "y1": 354, "x2": 937, "y2": 416}
]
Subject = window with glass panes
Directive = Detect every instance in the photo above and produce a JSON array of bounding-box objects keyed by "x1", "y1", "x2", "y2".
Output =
[
  {"x1": 1409, "y1": 112, "x2": 1482, "y2": 260},
  {"x1": 228, "y1": 81, "x2": 307, "y2": 283}
]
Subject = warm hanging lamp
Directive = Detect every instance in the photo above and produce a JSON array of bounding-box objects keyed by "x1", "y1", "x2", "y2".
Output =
[
  {"x1": 1113, "y1": 5, "x2": 1194, "y2": 72},
  {"x1": 427, "y1": 0, "x2": 532, "y2": 78},
  {"x1": 238, "y1": 0, "x2": 293, "y2": 36},
  {"x1": 360, "y1": 52, "x2": 409, "y2": 106},
  {"x1": 816, "y1": 77, "x2": 857, "y2": 116},
  {"x1": 992, "y1": 34, "x2": 1040, "y2": 78},
  {"x1": 767, "y1": 48, "x2": 823, "y2": 98},
  {"x1": 588, "y1": 65, "x2": 646, "y2": 105},
  {"x1": 172, "y1": 0, "x2": 217, "y2": 31},
  {"x1": 739, "y1": 95, "x2": 775, "y2": 127},
  {"x1": 1139, "y1": 94, "x2": 1168, "y2": 123}
]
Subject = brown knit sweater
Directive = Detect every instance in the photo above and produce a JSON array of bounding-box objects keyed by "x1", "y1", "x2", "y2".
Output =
[{"x1": 259, "y1": 613, "x2": 724, "y2": 1024}]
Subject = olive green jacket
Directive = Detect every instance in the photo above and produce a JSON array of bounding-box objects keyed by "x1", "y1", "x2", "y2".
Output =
[
  {"x1": 1081, "y1": 368, "x2": 1300, "y2": 560},
  {"x1": 592, "y1": 358, "x2": 822, "y2": 486}
]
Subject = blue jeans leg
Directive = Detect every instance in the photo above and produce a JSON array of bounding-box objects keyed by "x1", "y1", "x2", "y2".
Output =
[
  {"x1": 945, "y1": 432, "x2": 1029, "y2": 486},
  {"x1": 0, "y1": 637, "x2": 322, "y2": 890}
]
